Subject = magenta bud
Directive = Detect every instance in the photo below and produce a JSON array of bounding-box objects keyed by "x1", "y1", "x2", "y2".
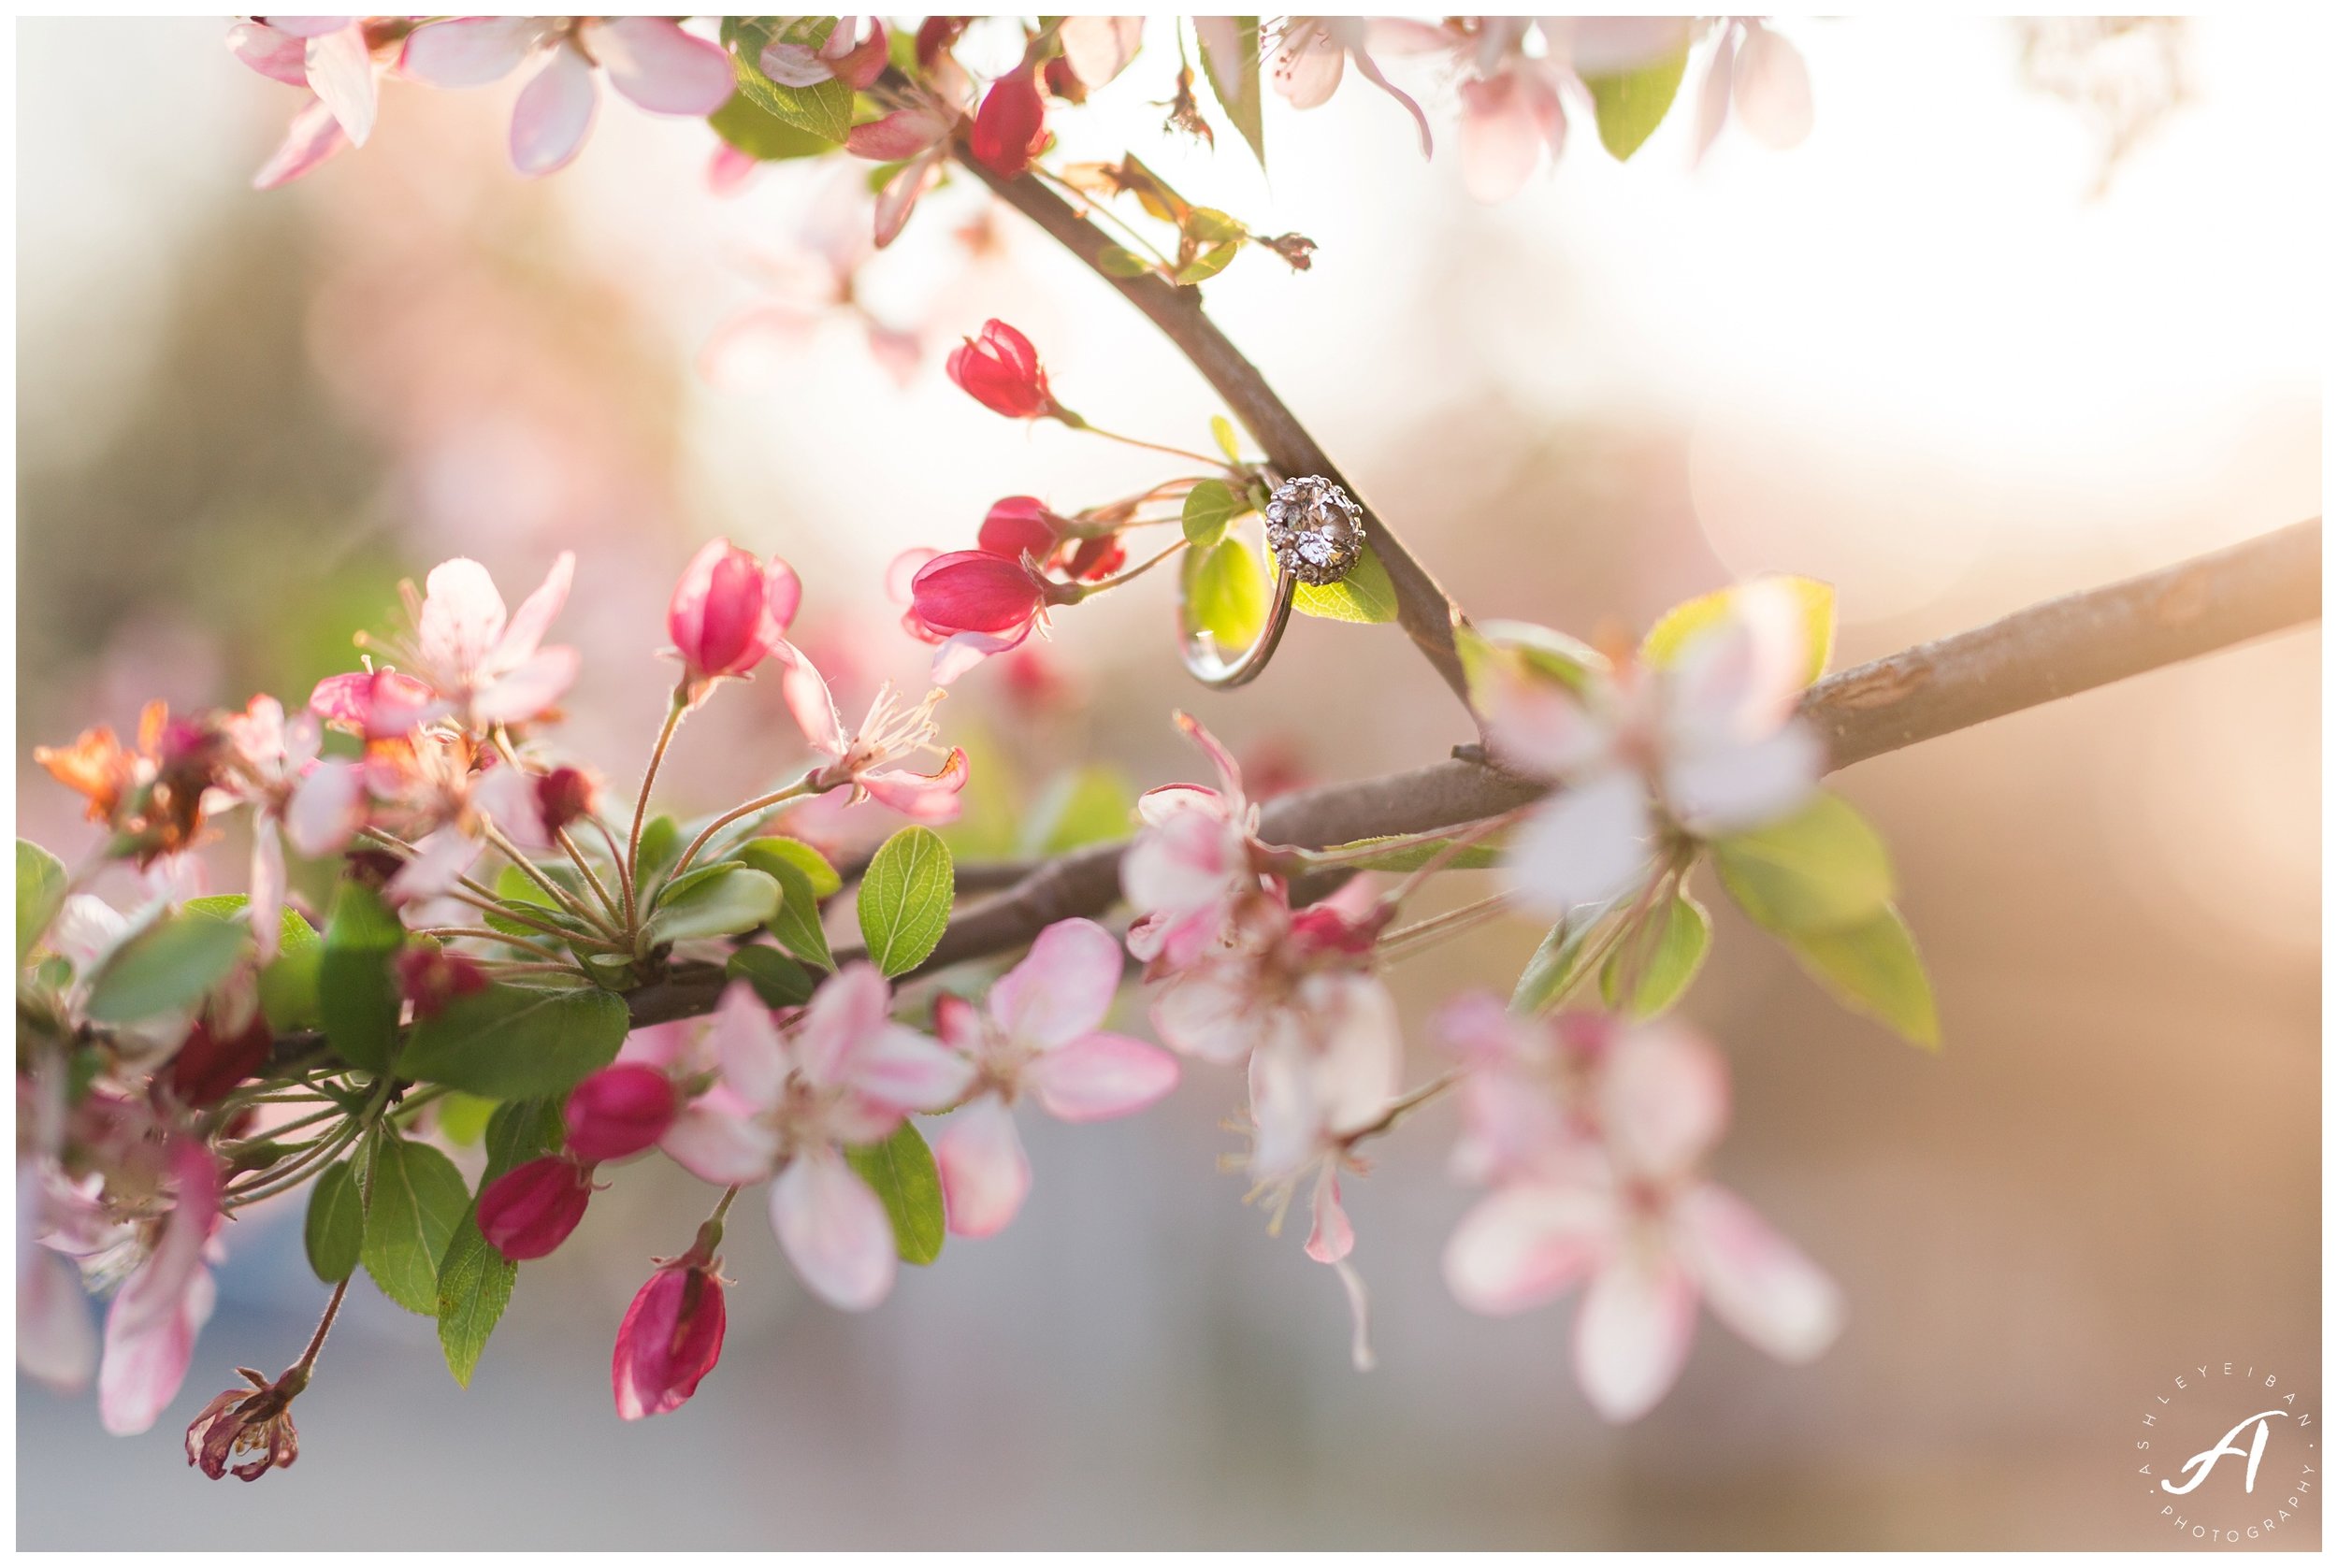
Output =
[
  {"x1": 612, "y1": 1258, "x2": 728, "y2": 1420},
  {"x1": 477, "y1": 1157, "x2": 593, "y2": 1262},
  {"x1": 564, "y1": 1065, "x2": 679, "y2": 1165}
]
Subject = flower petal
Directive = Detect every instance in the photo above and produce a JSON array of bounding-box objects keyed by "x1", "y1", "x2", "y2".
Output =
[
  {"x1": 1600, "y1": 1020, "x2": 1729, "y2": 1182},
  {"x1": 399, "y1": 16, "x2": 541, "y2": 87},
  {"x1": 593, "y1": 17, "x2": 735, "y2": 116},
  {"x1": 1305, "y1": 1168, "x2": 1355, "y2": 1264},
  {"x1": 843, "y1": 1024, "x2": 976, "y2": 1114},
  {"x1": 1573, "y1": 1250, "x2": 1698, "y2": 1422},
  {"x1": 469, "y1": 645, "x2": 580, "y2": 726},
  {"x1": 770, "y1": 1149, "x2": 895, "y2": 1310},
  {"x1": 283, "y1": 758, "x2": 365, "y2": 858},
  {"x1": 1444, "y1": 1183, "x2": 1612, "y2": 1316},
  {"x1": 658, "y1": 1097, "x2": 781, "y2": 1187},
  {"x1": 989, "y1": 917, "x2": 1121, "y2": 1049},
  {"x1": 707, "y1": 982, "x2": 787, "y2": 1107},
  {"x1": 510, "y1": 41, "x2": 599, "y2": 177},
  {"x1": 792, "y1": 962, "x2": 891, "y2": 1086},
  {"x1": 1502, "y1": 768, "x2": 1656, "y2": 915},
  {"x1": 778, "y1": 655, "x2": 847, "y2": 758},
  {"x1": 1674, "y1": 1182, "x2": 1844, "y2": 1363},
  {"x1": 304, "y1": 22, "x2": 378, "y2": 146},
  {"x1": 1731, "y1": 24, "x2": 1813, "y2": 150},
  {"x1": 1663, "y1": 724, "x2": 1821, "y2": 838},
  {"x1": 1027, "y1": 1033, "x2": 1179, "y2": 1122},
  {"x1": 417, "y1": 557, "x2": 508, "y2": 676},
  {"x1": 252, "y1": 95, "x2": 349, "y2": 190},
  {"x1": 931, "y1": 1094, "x2": 1032, "y2": 1238},
  {"x1": 249, "y1": 830, "x2": 286, "y2": 964},
  {"x1": 492, "y1": 551, "x2": 573, "y2": 670}
]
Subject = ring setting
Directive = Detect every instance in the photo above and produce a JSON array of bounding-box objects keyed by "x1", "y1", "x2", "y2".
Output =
[{"x1": 1176, "y1": 473, "x2": 1365, "y2": 689}]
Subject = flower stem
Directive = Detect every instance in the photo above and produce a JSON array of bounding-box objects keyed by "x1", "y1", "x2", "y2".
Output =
[
  {"x1": 1071, "y1": 422, "x2": 1236, "y2": 470},
  {"x1": 480, "y1": 820, "x2": 617, "y2": 938},
  {"x1": 1376, "y1": 890, "x2": 1520, "y2": 962},
  {"x1": 1071, "y1": 538, "x2": 1190, "y2": 597},
  {"x1": 285, "y1": 1276, "x2": 352, "y2": 1385},
  {"x1": 627, "y1": 690, "x2": 688, "y2": 896},
  {"x1": 668, "y1": 771, "x2": 823, "y2": 884}
]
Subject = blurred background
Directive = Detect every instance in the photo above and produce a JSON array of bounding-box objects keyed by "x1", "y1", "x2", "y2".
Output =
[{"x1": 15, "y1": 14, "x2": 2321, "y2": 1550}]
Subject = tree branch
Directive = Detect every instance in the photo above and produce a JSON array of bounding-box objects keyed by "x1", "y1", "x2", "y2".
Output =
[{"x1": 954, "y1": 150, "x2": 1478, "y2": 711}]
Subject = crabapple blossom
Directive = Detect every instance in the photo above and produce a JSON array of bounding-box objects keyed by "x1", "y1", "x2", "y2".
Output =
[
  {"x1": 659, "y1": 976, "x2": 973, "y2": 1309},
  {"x1": 380, "y1": 554, "x2": 580, "y2": 731},
  {"x1": 969, "y1": 57, "x2": 1049, "y2": 178},
  {"x1": 98, "y1": 1137, "x2": 222, "y2": 1436},
  {"x1": 946, "y1": 320, "x2": 1070, "y2": 423},
  {"x1": 229, "y1": 17, "x2": 379, "y2": 146},
  {"x1": 1270, "y1": 18, "x2": 1434, "y2": 156},
  {"x1": 1484, "y1": 579, "x2": 1824, "y2": 917},
  {"x1": 1122, "y1": 713, "x2": 1273, "y2": 974},
  {"x1": 186, "y1": 1368, "x2": 302, "y2": 1482},
  {"x1": 664, "y1": 538, "x2": 803, "y2": 704},
  {"x1": 699, "y1": 173, "x2": 924, "y2": 388},
  {"x1": 399, "y1": 16, "x2": 734, "y2": 177},
  {"x1": 1057, "y1": 17, "x2": 1146, "y2": 94},
  {"x1": 564, "y1": 1064, "x2": 680, "y2": 1164},
  {"x1": 1694, "y1": 19, "x2": 1815, "y2": 162},
  {"x1": 1438, "y1": 1002, "x2": 1844, "y2": 1422},
  {"x1": 612, "y1": 1249, "x2": 728, "y2": 1420},
  {"x1": 928, "y1": 918, "x2": 1179, "y2": 1237},
  {"x1": 478, "y1": 1157, "x2": 595, "y2": 1262},
  {"x1": 779, "y1": 656, "x2": 969, "y2": 823}
]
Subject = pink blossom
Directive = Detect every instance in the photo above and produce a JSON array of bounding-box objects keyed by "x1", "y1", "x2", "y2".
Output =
[
  {"x1": 1058, "y1": 17, "x2": 1146, "y2": 93},
  {"x1": 929, "y1": 919, "x2": 1179, "y2": 1237},
  {"x1": 1269, "y1": 18, "x2": 1434, "y2": 155},
  {"x1": 664, "y1": 538, "x2": 803, "y2": 703},
  {"x1": 217, "y1": 693, "x2": 358, "y2": 958},
  {"x1": 229, "y1": 17, "x2": 387, "y2": 188},
  {"x1": 968, "y1": 61, "x2": 1048, "y2": 178},
  {"x1": 612, "y1": 1253, "x2": 727, "y2": 1419},
  {"x1": 779, "y1": 657, "x2": 969, "y2": 824},
  {"x1": 1440, "y1": 1008, "x2": 1843, "y2": 1422},
  {"x1": 565, "y1": 1064, "x2": 679, "y2": 1164},
  {"x1": 699, "y1": 172, "x2": 925, "y2": 387},
  {"x1": 945, "y1": 320, "x2": 1064, "y2": 422},
  {"x1": 1122, "y1": 713, "x2": 1268, "y2": 974},
  {"x1": 98, "y1": 1139, "x2": 220, "y2": 1436},
  {"x1": 1486, "y1": 580, "x2": 1824, "y2": 916},
  {"x1": 400, "y1": 16, "x2": 734, "y2": 178},
  {"x1": 478, "y1": 1157, "x2": 594, "y2": 1262},
  {"x1": 17, "y1": 1165, "x2": 96, "y2": 1394},
  {"x1": 1693, "y1": 20, "x2": 1814, "y2": 162},
  {"x1": 660, "y1": 976, "x2": 973, "y2": 1309}
]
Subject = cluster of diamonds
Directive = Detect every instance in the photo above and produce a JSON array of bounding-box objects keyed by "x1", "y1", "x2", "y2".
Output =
[{"x1": 1263, "y1": 475, "x2": 1366, "y2": 586}]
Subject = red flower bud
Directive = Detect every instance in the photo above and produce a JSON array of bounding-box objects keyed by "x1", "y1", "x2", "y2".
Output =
[
  {"x1": 1063, "y1": 533, "x2": 1127, "y2": 583},
  {"x1": 478, "y1": 1156, "x2": 594, "y2": 1262},
  {"x1": 534, "y1": 766, "x2": 598, "y2": 834},
  {"x1": 168, "y1": 1012, "x2": 277, "y2": 1108},
  {"x1": 612, "y1": 1257, "x2": 728, "y2": 1419},
  {"x1": 945, "y1": 319, "x2": 1061, "y2": 421},
  {"x1": 914, "y1": 16, "x2": 967, "y2": 69},
  {"x1": 976, "y1": 496, "x2": 1063, "y2": 563},
  {"x1": 564, "y1": 1065, "x2": 678, "y2": 1164},
  {"x1": 909, "y1": 551, "x2": 1048, "y2": 637},
  {"x1": 969, "y1": 64, "x2": 1049, "y2": 178},
  {"x1": 667, "y1": 538, "x2": 804, "y2": 689},
  {"x1": 396, "y1": 947, "x2": 489, "y2": 1020}
]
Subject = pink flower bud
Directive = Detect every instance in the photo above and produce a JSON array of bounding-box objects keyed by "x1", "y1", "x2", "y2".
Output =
[
  {"x1": 909, "y1": 551, "x2": 1049, "y2": 638},
  {"x1": 396, "y1": 947, "x2": 489, "y2": 1020},
  {"x1": 969, "y1": 65, "x2": 1048, "y2": 178},
  {"x1": 976, "y1": 496, "x2": 1063, "y2": 563},
  {"x1": 945, "y1": 319, "x2": 1059, "y2": 421},
  {"x1": 612, "y1": 1258, "x2": 728, "y2": 1420},
  {"x1": 534, "y1": 766, "x2": 599, "y2": 834},
  {"x1": 666, "y1": 538, "x2": 804, "y2": 687},
  {"x1": 477, "y1": 1157, "x2": 593, "y2": 1262},
  {"x1": 564, "y1": 1065, "x2": 678, "y2": 1164}
]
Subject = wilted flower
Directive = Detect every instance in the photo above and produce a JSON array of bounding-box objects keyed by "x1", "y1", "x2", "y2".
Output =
[
  {"x1": 930, "y1": 918, "x2": 1180, "y2": 1237},
  {"x1": 400, "y1": 16, "x2": 734, "y2": 177},
  {"x1": 36, "y1": 702, "x2": 234, "y2": 869},
  {"x1": 185, "y1": 1366, "x2": 301, "y2": 1482},
  {"x1": 612, "y1": 1248, "x2": 728, "y2": 1420}
]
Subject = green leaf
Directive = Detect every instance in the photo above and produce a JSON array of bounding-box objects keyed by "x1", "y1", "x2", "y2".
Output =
[
  {"x1": 1583, "y1": 36, "x2": 1692, "y2": 160},
  {"x1": 360, "y1": 1131, "x2": 470, "y2": 1316},
  {"x1": 1186, "y1": 207, "x2": 1248, "y2": 243},
  {"x1": 1640, "y1": 574, "x2": 1836, "y2": 686},
  {"x1": 844, "y1": 1121, "x2": 945, "y2": 1265},
  {"x1": 187, "y1": 894, "x2": 324, "y2": 1028},
  {"x1": 708, "y1": 90, "x2": 835, "y2": 161},
  {"x1": 1095, "y1": 244, "x2": 1153, "y2": 278},
  {"x1": 1782, "y1": 904, "x2": 1940, "y2": 1048},
  {"x1": 857, "y1": 827, "x2": 955, "y2": 979},
  {"x1": 760, "y1": 857, "x2": 835, "y2": 972},
  {"x1": 633, "y1": 814, "x2": 685, "y2": 903},
  {"x1": 1599, "y1": 891, "x2": 1712, "y2": 1020},
  {"x1": 304, "y1": 1158, "x2": 367, "y2": 1284},
  {"x1": 1174, "y1": 240, "x2": 1241, "y2": 286},
  {"x1": 1514, "y1": 898, "x2": 1631, "y2": 1014},
  {"x1": 722, "y1": 16, "x2": 853, "y2": 143},
  {"x1": 646, "y1": 865, "x2": 780, "y2": 947},
  {"x1": 1711, "y1": 794, "x2": 1895, "y2": 934},
  {"x1": 1018, "y1": 766, "x2": 1136, "y2": 856},
  {"x1": 1310, "y1": 833, "x2": 1508, "y2": 873},
  {"x1": 1180, "y1": 478, "x2": 1243, "y2": 549},
  {"x1": 397, "y1": 984, "x2": 629, "y2": 1100},
  {"x1": 1210, "y1": 414, "x2": 1241, "y2": 465},
  {"x1": 435, "y1": 1099, "x2": 562, "y2": 1386},
  {"x1": 1182, "y1": 536, "x2": 1270, "y2": 649},
  {"x1": 83, "y1": 913, "x2": 249, "y2": 1025},
  {"x1": 320, "y1": 881, "x2": 405, "y2": 1072},
  {"x1": 17, "y1": 841, "x2": 67, "y2": 966},
  {"x1": 728, "y1": 944, "x2": 817, "y2": 1009},
  {"x1": 1293, "y1": 543, "x2": 1399, "y2": 624},
  {"x1": 1195, "y1": 15, "x2": 1265, "y2": 168},
  {"x1": 736, "y1": 837, "x2": 842, "y2": 900},
  {"x1": 435, "y1": 1091, "x2": 498, "y2": 1148}
]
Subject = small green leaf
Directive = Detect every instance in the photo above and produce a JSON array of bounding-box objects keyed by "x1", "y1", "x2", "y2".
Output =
[
  {"x1": 844, "y1": 1121, "x2": 945, "y2": 1265},
  {"x1": 83, "y1": 913, "x2": 249, "y2": 1025},
  {"x1": 1180, "y1": 478, "x2": 1243, "y2": 549},
  {"x1": 320, "y1": 880, "x2": 405, "y2": 1072},
  {"x1": 633, "y1": 814, "x2": 684, "y2": 903},
  {"x1": 646, "y1": 865, "x2": 781, "y2": 947},
  {"x1": 435, "y1": 1099, "x2": 562, "y2": 1386},
  {"x1": 1584, "y1": 36, "x2": 1692, "y2": 160},
  {"x1": 1194, "y1": 15, "x2": 1265, "y2": 169},
  {"x1": 1711, "y1": 794, "x2": 1895, "y2": 934},
  {"x1": 736, "y1": 838, "x2": 842, "y2": 900},
  {"x1": 708, "y1": 90, "x2": 834, "y2": 160},
  {"x1": 1782, "y1": 904, "x2": 1940, "y2": 1048},
  {"x1": 1210, "y1": 415, "x2": 1242, "y2": 465},
  {"x1": 1514, "y1": 898, "x2": 1630, "y2": 1014},
  {"x1": 1182, "y1": 536, "x2": 1271, "y2": 649},
  {"x1": 1095, "y1": 244, "x2": 1153, "y2": 278},
  {"x1": 722, "y1": 16, "x2": 853, "y2": 142},
  {"x1": 304, "y1": 1158, "x2": 366, "y2": 1284},
  {"x1": 1599, "y1": 891, "x2": 1712, "y2": 1020},
  {"x1": 360, "y1": 1131, "x2": 470, "y2": 1316},
  {"x1": 1293, "y1": 543, "x2": 1399, "y2": 624},
  {"x1": 1018, "y1": 767, "x2": 1136, "y2": 856},
  {"x1": 1174, "y1": 240, "x2": 1242, "y2": 286},
  {"x1": 188, "y1": 895, "x2": 323, "y2": 1028},
  {"x1": 435, "y1": 1092, "x2": 498, "y2": 1148},
  {"x1": 857, "y1": 827, "x2": 955, "y2": 979},
  {"x1": 1640, "y1": 574, "x2": 1836, "y2": 686},
  {"x1": 17, "y1": 841, "x2": 67, "y2": 966},
  {"x1": 728, "y1": 945, "x2": 817, "y2": 1009},
  {"x1": 397, "y1": 985, "x2": 629, "y2": 1100},
  {"x1": 1186, "y1": 207, "x2": 1248, "y2": 243},
  {"x1": 760, "y1": 857, "x2": 835, "y2": 972}
]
